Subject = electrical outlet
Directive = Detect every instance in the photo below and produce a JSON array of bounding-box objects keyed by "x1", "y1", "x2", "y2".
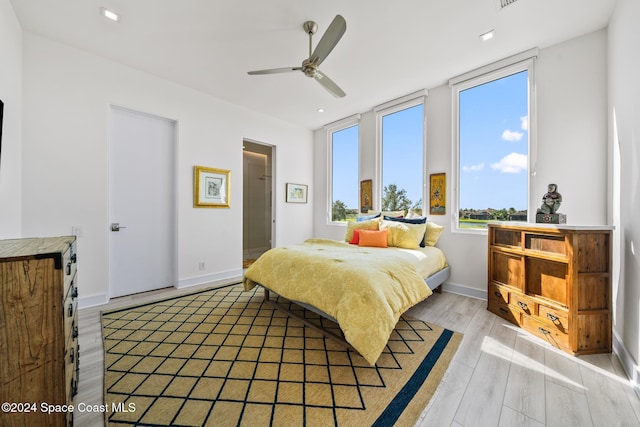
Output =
[{"x1": 198, "y1": 262, "x2": 205, "y2": 271}]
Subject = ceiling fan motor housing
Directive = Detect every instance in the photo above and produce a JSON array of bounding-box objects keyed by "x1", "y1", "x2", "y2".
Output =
[{"x1": 302, "y1": 58, "x2": 318, "y2": 77}]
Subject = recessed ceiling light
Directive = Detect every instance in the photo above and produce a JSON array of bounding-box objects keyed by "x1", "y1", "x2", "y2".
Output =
[
  {"x1": 100, "y1": 7, "x2": 120, "y2": 22},
  {"x1": 480, "y1": 30, "x2": 495, "y2": 41},
  {"x1": 317, "y1": 108, "x2": 325, "y2": 113}
]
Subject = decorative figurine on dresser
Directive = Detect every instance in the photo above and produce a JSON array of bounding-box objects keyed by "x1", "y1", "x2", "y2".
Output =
[
  {"x1": 0, "y1": 236, "x2": 79, "y2": 427},
  {"x1": 536, "y1": 183, "x2": 566, "y2": 224}
]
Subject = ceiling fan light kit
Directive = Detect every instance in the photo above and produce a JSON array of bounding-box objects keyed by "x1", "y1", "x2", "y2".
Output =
[{"x1": 248, "y1": 15, "x2": 347, "y2": 98}]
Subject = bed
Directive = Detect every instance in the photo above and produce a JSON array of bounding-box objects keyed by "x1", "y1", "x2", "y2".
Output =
[{"x1": 243, "y1": 221, "x2": 449, "y2": 365}]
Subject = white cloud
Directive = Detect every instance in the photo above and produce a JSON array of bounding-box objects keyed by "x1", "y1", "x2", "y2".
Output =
[
  {"x1": 491, "y1": 152, "x2": 527, "y2": 173},
  {"x1": 520, "y1": 115, "x2": 528, "y2": 131},
  {"x1": 462, "y1": 162, "x2": 485, "y2": 172},
  {"x1": 502, "y1": 129, "x2": 523, "y2": 142}
]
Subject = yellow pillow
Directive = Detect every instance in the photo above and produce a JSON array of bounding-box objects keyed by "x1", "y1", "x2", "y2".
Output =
[
  {"x1": 344, "y1": 217, "x2": 380, "y2": 243},
  {"x1": 380, "y1": 220, "x2": 426, "y2": 249},
  {"x1": 358, "y1": 229, "x2": 388, "y2": 248},
  {"x1": 425, "y1": 222, "x2": 444, "y2": 246}
]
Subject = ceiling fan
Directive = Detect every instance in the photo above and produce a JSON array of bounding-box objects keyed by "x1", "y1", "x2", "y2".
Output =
[{"x1": 247, "y1": 15, "x2": 347, "y2": 98}]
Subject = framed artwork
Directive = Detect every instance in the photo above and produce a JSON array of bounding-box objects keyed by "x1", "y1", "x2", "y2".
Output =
[
  {"x1": 429, "y1": 173, "x2": 446, "y2": 215},
  {"x1": 194, "y1": 166, "x2": 230, "y2": 208},
  {"x1": 286, "y1": 183, "x2": 308, "y2": 203},
  {"x1": 360, "y1": 179, "x2": 372, "y2": 213}
]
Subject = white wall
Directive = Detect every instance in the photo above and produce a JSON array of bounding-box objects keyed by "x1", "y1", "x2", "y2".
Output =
[
  {"x1": 608, "y1": 0, "x2": 640, "y2": 393},
  {"x1": 314, "y1": 29, "x2": 609, "y2": 298},
  {"x1": 20, "y1": 32, "x2": 313, "y2": 306},
  {"x1": 0, "y1": 0, "x2": 22, "y2": 238}
]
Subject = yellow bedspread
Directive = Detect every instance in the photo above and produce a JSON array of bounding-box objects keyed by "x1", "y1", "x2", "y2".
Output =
[{"x1": 243, "y1": 238, "x2": 433, "y2": 365}]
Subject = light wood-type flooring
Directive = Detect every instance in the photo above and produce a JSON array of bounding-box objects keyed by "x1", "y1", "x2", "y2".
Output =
[{"x1": 75, "y1": 281, "x2": 640, "y2": 426}]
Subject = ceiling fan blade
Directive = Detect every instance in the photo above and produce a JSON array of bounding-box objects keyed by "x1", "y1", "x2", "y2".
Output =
[
  {"x1": 247, "y1": 67, "x2": 301, "y2": 75},
  {"x1": 314, "y1": 70, "x2": 346, "y2": 98},
  {"x1": 310, "y1": 15, "x2": 346, "y2": 66}
]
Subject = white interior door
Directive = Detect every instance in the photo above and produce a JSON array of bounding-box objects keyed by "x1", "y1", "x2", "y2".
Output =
[{"x1": 109, "y1": 106, "x2": 177, "y2": 298}]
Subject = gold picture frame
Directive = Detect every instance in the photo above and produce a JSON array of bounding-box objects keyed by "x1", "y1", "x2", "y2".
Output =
[
  {"x1": 194, "y1": 166, "x2": 230, "y2": 208},
  {"x1": 429, "y1": 173, "x2": 446, "y2": 215},
  {"x1": 360, "y1": 179, "x2": 372, "y2": 213}
]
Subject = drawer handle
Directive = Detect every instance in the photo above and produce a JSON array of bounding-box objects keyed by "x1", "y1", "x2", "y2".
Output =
[
  {"x1": 546, "y1": 313, "x2": 559, "y2": 322},
  {"x1": 538, "y1": 327, "x2": 551, "y2": 335},
  {"x1": 68, "y1": 303, "x2": 74, "y2": 318},
  {"x1": 70, "y1": 347, "x2": 75, "y2": 364},
  {"x1": 71, "y1": 284, "x2": 78, "y2": 299},
  {"x1": 71, "y1": 378, "x2": 78, "y2": 397},
  {"x1": 71, "y1": 253, "x2": 77, "y2": 264},
  {"x1": 66, "y1": 262, "x2": 72, "y2": 276},
  {"x1": 73, "y1": 323, "x2": 79, "y2": 339},
  {"x1": 499, "y1": 307, "x2": 508, "y2": 315},
  {"x1": 517, "y1": 301, "x2": 529, "y2": 310},
  {"x1": 494, "y1": 291, "x2": 503, "y2": 298}
]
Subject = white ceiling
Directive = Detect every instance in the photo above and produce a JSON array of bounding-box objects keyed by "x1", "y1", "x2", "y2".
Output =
[{"x1": 10, "y1": 0, "x2": 616, "y2": 130}]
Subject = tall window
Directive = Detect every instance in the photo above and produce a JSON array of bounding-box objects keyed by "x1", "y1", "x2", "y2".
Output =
[
  {"x1": 330, "y1": 123, "x2": 359, "y2": 222},
  {"x1": 379, "y1": 102, "x2": 424, "y2": 215},
  {"x1": 452, "y1": 55, "x2": 535, "y2": 231}
]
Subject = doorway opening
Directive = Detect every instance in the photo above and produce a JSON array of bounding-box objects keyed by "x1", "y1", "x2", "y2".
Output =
[{"x1": 243, "y1": 140, "x2": 274, "y2": 268}]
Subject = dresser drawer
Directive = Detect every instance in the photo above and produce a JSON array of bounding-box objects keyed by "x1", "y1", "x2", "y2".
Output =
[
  {"x1": 488, "y1": 283, "x2": 510, "y2": 306},
  {"x1": 65, "y1": 333, "x2": 79, "y2": 403},
  {"x1": 521, "y1": 315, "x2": 570, "y2": 351},
  {"x1": 62, "y1": 241, "x2": 77, "y2": 299},
  {"x1": 537, "y1": 304, "x2": 569, "y2": 333},
  {"x1": 488, "y1": 300, "x2": 522, "y2": 325},
  {"x1": 63, "y1": 293, "x2": 78, "y2": 343},
  {"x1": 510, "y1": 292, "x2": 536, "y2": 316}
]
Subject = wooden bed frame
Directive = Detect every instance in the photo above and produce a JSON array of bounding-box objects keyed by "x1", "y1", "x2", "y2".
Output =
[{"x1": 261, "y1": 265, "x2": 451, "y2": 350}]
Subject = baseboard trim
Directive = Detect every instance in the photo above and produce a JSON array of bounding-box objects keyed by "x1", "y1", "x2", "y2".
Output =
[
  {"x1": 177, "y1": 269, "x2": 243, "y2": 289},
  {"x1": 79, "y1": 293, "x2": 109, "y2": 309},
  {"x1": 442, "y1": 281, "x2": 487, "y2": 300},
  {"x1": 613, "y1": 330, "x2": 640, "y2": 399},
  {"x1": 78, "y1": 271, "x2": 243, "y2": 309}
]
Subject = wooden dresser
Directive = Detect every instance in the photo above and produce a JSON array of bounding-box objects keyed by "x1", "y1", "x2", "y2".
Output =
[
  {"x1": 487, "y1": 223, "x2": 612, "y2": 355},
  {"x1": 0, "y1": 236, "x2": 79, "y2": 427}
]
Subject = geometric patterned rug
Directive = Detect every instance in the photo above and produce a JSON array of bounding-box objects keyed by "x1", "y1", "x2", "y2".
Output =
[{"x1": 101, "y1": 283, "x2": 462, "y2": 426}]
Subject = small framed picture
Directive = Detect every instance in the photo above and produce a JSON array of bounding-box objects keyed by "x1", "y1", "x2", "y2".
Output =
[
  {"x1": 429, "y1": 173, "x2": 446, "y2": 215},
  {"x1": 360, "y1": 179, "x2": 372, "y2": 213},
  {"x1": 194, "y1": 166, "x2": 230, "y2": 208},
  {"x1": 286, "y1": 183, "x2": 308, "y2": 203}
]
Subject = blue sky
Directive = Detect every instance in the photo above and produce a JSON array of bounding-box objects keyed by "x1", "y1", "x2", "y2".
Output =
[
  {"x1": 333, "y1": 71, "x2": 528, "y2": 212},
  {"x1": 332, "y1": 105, "x2": 423, "y2": 210},
  {"x1": 332, "y1": 125, "x2": 359, "y2": 208},
  {"x1": 381, "y1": 104, "x2": 423, "y2": 206},
  {"x1": 459, "y1": 70, "x2": 528, "y2": 211}
]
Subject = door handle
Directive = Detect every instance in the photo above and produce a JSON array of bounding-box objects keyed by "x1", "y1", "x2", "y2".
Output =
[{"x1": 111, "y1": 223, "x2": 127, "y2": 232}]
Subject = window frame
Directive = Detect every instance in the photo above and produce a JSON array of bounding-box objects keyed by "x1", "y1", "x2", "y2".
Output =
[
  {"x1": 374, "y1": 92, "x2": 427, "y2": 214},
  {"x1": 450, "y1": 51, "x2": 537, "y2": 234},
  {"x1": 325, "y1": 114, "x2": 360, "y2": 225}
]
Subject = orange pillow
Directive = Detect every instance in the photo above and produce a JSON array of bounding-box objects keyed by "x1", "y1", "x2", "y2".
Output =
[
  {"x1": 349, "y1": 229, "x2": 361, "y2": 244},
  {"x1": 358, "y1": 229, "x2": 388, "y2": 248}
]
